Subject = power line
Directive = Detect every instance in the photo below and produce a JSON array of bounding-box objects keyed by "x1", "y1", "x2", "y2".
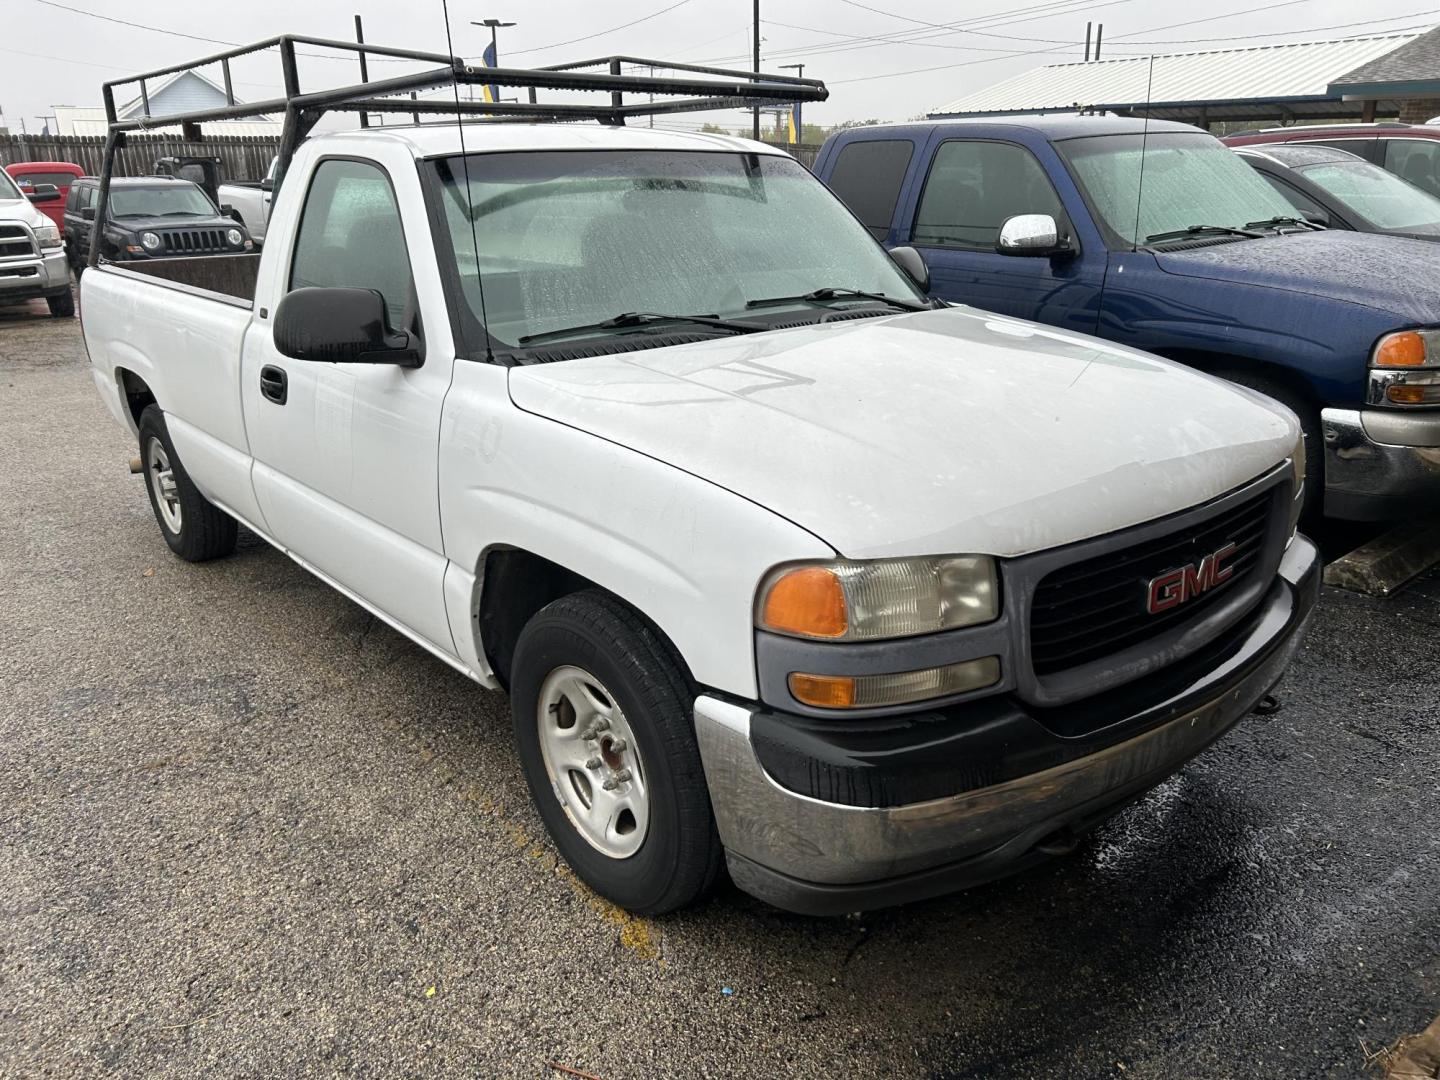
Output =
[
  {"x1": 691, "y1": 0, "x2": 1140, "y2": 66},
  {"x1": 505, "y1": 0, "x2": 697, "y2": 56},
  {"x1": 1121, "y1": 11, "x2": 1439, "y2": 45}
]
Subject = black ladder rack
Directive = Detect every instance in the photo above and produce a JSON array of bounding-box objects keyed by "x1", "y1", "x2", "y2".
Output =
[{"x1": 90, "y1": 34, "x2": 827, "y2": 268}]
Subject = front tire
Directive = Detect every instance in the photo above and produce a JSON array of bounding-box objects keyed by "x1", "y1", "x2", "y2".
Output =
[
  {"x1": 47, "y1": 289, "x2": 75, "y2": 318},
  {"x1": 137, "y1": 405, "x2": 237, "y2": 562},
  {"x1": 1218, "y1": 371, "x2": 1323, "y2": 522},
  {"x1": 511, "y1": 590, "x2": 723, "y2": 914}
]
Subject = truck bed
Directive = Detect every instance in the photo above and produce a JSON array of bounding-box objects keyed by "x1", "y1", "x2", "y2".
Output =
[{"x1": 115, "y1": 253, "x2": 261, "y2": 306}]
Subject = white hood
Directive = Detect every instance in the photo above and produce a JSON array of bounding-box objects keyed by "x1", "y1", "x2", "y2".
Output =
[
  {"x1": 0, "y1": 193, "x2": 49, "y2": 230},
  {"x1": 508, "y1": 307, "x2": 1297, "y2": 559}
]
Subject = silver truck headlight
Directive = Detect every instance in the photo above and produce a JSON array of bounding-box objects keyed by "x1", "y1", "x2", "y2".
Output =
[
  {"x1": 757, "y1": 555, "x2": 998, "y2": 641},
  {"x1": 226, "y1": 227, "x2": 244, "y2": 247},
  {"x1": 140, "y1": 232, "x2": 161, "y2": 251},
  {"x1": 34, "y1": 223, "x2": 62, "y2": 250}
]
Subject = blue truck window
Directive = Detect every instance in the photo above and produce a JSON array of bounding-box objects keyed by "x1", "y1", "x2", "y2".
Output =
[
  {"x1": 825, "y1": 139, "x2": 914, "y2": 240},
  {"x1": 913, "y1": 140, "x2": 1066, "y2": 250}
]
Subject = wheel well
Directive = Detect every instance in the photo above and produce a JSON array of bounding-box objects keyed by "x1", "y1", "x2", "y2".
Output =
[
  {"x1": 477, "y1": 549, "x2": 597, "y2": 690},
  {"x1": 116, "y1": 368, "x2": 156, "y2": 428},
  {"x1": 1150, "y1": 349, "x2": 1319, "y2": 409}
]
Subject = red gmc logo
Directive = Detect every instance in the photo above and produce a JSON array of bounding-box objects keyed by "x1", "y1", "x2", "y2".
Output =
[{"x1": 1146, "y1": 542, "x2": 1238, "y2": 614}]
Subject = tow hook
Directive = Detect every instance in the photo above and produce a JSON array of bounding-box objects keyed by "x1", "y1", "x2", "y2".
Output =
[
  {"x1": 128, "y1": 456, "x2": 143, "y2": 474},
  {"x1": 1034, "y1": 827, "x2": 1079, "y2": 857},
  {"x1": 1251, "y1": 693, "x2": 1282, "y2": 716}
]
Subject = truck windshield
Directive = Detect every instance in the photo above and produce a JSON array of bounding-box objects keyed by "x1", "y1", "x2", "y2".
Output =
[
  {"x1": 433, "y1": 150, "x2": 923, "y2": 347},
  {"x1": 109, "y1": 184, "x2": 216, "y2": 218},
  {"x1": 0, "y1": 170, "x2": 22, "y2": 201},
  {"x1": 1058, "y1": 132, "x2": 1296, "y2": 247},
  {"x1": 1298, "y1": 160, "x2": 1440, "y2": 232}
]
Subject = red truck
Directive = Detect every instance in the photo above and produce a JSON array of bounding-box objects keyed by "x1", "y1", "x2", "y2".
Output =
[{"x1": 5, "y1": 162, "x2": 85, "y2": 230}]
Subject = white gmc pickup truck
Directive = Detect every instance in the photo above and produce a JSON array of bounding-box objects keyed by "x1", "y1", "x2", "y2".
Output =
[{"x1": 81, "y1": 121, "x2": 1321, "y2": 915}]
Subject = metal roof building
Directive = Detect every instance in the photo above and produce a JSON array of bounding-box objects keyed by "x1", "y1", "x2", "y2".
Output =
[{"x1": 929, "y1": 31, "x2": 1431, "y2": 126}]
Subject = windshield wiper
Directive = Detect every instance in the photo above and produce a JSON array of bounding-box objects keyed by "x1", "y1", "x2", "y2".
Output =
[
  {"x1": 517, "y1": 311, "x2": 765, "y2": 346},
  {"x1": 1144, "y1": 224, "x2": 1265, "y2": 244},
  {"x1": 745, "y1": 287, "x2": 930, "y2": 312},
  {"x1": 1243, "y1": 215, "x2": 1323, "y2": 232}
]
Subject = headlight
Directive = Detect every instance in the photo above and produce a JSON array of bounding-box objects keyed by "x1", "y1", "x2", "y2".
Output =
[
  {"x1": 1288, "y1": 430, "x2": 1306, "y2": 539},
  {"x1": 226, "y1": 227, "x2": 244, "y2": 247},
  {"x1": 34, "y1": 223, "x2": 62, "y2": 250},
  {"x1": 757, "y1": 555, "x2": 998, "y2": 641},
  {"x1": 1370, "y1": 330, "x2": 1440, "y2": 406},
  {"x1": 140, "y1": 232, "x2": 161, "y2": 251}
]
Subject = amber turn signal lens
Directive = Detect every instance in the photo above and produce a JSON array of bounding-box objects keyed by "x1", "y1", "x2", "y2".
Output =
[
  {"x1": 761, "y1": 567, "x2": 848, "y2": 639},
  {"x1": 1387, "y1": 383, "x2": 1440, "y2": 405},
  {"x1": 1374, "y1": 331, "x2": 1428, "y2": 368},
  {"x1": 788, "y1": 673, "x2": 856, "y2": 708}
]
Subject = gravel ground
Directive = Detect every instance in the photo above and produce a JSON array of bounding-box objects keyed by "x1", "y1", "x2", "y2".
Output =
[{"x1": 1, "y1": 298, "x2": 1437, "y2": 1079}]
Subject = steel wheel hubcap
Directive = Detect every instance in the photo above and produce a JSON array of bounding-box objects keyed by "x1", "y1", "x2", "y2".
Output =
[
  {"x1": 145, "y1": 437, "x2": 182, "y2": 533},
  {"x1": 537, "y1": 665, "x2": 649, "y2": 859}
]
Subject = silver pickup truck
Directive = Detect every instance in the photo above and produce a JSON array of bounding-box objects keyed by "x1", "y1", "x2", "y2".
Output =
[{"x1": 0, "y1": 169, "x2": 73, "y2": 317}]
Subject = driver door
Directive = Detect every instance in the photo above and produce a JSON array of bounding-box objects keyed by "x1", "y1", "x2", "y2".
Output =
[
  {"x1": 242, "y1": 153, "x2": 458, "y2": 655},
  {"x1": 900, "y1": 137, "x2": 1105, "y2": 333}
]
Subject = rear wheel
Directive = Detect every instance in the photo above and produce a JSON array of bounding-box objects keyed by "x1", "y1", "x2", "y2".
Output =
[
  {"x1": 510, "y1": 590, "x2": 723, "y2": 914},
  {"x1": 1218, "y1": 371, "x2": 1323, "y2": 522},
  {"x1": 47, "y1": 289, "x2": 74, "y2": 318},
  {"x1": 137, "y1": 405, "x2": 237, "y2": 562}
]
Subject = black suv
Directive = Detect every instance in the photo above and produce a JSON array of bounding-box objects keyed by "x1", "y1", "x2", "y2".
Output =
[{"x1": 64, "y1": 176, "x2": 253, "y2": 274}]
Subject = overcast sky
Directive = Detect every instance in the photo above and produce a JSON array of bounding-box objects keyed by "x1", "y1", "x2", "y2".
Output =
[{"x1": 2, "y1": 0, "x2": 1436, "y2": 133}]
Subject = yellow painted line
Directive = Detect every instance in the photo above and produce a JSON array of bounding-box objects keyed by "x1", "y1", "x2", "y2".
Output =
[{"x1": 380, "y1": 705, "x2": 661, "y2": 964}]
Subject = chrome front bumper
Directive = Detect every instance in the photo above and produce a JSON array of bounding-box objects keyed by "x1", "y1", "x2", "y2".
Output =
[
  {"x1": 0, "y1": 248, "x2": 69, "y2": 302},
  {"x1": 1322, "y1": 407, "x2": 1440, "y2": 520},
  {"x1": 695, "y1": 536, "x2": 1321, "y2": 915}
]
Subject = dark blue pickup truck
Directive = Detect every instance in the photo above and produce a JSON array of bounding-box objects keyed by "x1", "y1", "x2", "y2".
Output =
[{"x1": 815, "y1": 116, "x2": 1440, "y2": 521}]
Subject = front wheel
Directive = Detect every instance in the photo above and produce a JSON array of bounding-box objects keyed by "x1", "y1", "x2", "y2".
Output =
[
  {"x1": 137, "y1": 405, "x2": 237, "y2": 562},
  {"x1": 511, "y1": 590, "x2": 723, "y2": 914},
  {"x1": 1218, "y1": 371, "x2": 1323, "y2": 522},
  {"x1": 47, "y1": 289, "x2": 74, "y2": 318}
]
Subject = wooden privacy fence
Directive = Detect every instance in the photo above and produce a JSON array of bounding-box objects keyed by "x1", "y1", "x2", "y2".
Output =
[
  {"x1": 0, "y1": 134, "x2": 279, "y2": 181},
  {"x1": 1, "y1": 131, "x2": 819, "y2": 179}
]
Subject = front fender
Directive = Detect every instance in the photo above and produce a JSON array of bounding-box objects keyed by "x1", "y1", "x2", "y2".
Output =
[
  {"x1": 438, "y1": 363, "x2": 836, "y2": 699},
  {"x1": 1099, "y1": 251, "x2": 1384, "y2": 406}
]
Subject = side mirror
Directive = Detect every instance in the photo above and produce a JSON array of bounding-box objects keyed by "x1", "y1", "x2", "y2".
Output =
[
  {"x1": 997, "y1": 214, "x2": 1072, "y2": 257},
  {"x1": 260, "y1": 178, "x2": 274, "y2": 191},
  {"x1": 1302, "y1": 209, "x2": 1330, "y2": 227},
  {"x1": 888, "y1": 245, "x2": 930, "y2": 293},
  {"x1": 273, "y1": 287, "x2": 422, "y2": 367},
  {"x1": 27, "y1": 184, "x2": 61, "y2": 204},
  {"x1": 81, "y1": 206, "x2": 96, "y2": 221}
]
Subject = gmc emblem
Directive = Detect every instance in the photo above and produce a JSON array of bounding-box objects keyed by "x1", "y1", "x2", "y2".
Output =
[{"x1": 1146, "y1": 542, "x2": 1238, "y2": 615}]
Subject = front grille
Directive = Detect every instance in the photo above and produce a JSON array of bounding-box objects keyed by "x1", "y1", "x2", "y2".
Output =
[
  {"x1": 1029, "y1": 487, "x2": 1275, "y2": 676},
  {"x1": 160, "y1": 228, "x2": 229, "y2": 255},
  {"x1": 0, "y1": 224, "x2": 35, "y2": 260}
]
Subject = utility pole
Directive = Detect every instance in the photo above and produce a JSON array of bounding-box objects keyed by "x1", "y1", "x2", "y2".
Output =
[
  {"x1": 752, "y1": 0, "x2": 761, "y2": 140},
  {"x1": 472, "y1": 18, "x2": 517, "y2": 103},
  {"x1": 779, "y1": 63, "x2": 804, "y2": 144}
]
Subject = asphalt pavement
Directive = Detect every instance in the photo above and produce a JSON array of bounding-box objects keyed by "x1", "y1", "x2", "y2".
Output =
[{"x1": 1, "y1": 296, "x2": 1436, "y2": 1079}]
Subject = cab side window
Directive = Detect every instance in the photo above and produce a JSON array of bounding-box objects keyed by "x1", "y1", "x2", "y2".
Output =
[
  {"x1": 826, "y1": 139, "x2": 915, "y2": 240},
  {"x1": 289, "y1": 159, "x2": 415, "y2": 328},
  {"x1": 913, "y1": 140, "x2": 1068, "y2": 250}
]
